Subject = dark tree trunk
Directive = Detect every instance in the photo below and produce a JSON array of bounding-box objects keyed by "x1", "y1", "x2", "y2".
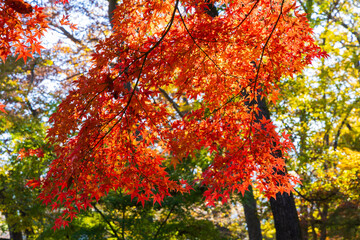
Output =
[
  {"x1": 258, "y1": 97, "x2": 302, "y2": 239},
  {"x1": 270, "y1": 192, "x2": 302, "y2": 240},
  {"x1": 251, "y1": 79, "x2": 302, "y2": 239},
  {"x1": 200, "y1": 2, "x2": 300, "y2": 239},
  {"x1": 242, "y1": 186, "x2": 263, "y2": 240},
  {"x1": 108, "y1": 0, "x2": 117, "y2": 28},
  {"x1": 319, "y1": 204, "x2": 328, "y2": 240},
  {"x1": 4, "y1": 213, "x2": 23, "y2": 240},
  {"x1": 10, "y1": 231, "x2": 23, "y2": 240},
  {"x1": 299, "y1": 205, "x2": 309, "y2": 240}
]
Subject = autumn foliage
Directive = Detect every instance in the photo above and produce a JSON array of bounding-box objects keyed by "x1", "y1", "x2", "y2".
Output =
[
  {"x1": 0, "y1": 0, "x2": 49, "y2": 63},
  {"x1": 20, "y1": 0, "x2": 327, "y2": 229},
  {"x1": 0, "y1": 0, "x2": 71, "y2": 63}
]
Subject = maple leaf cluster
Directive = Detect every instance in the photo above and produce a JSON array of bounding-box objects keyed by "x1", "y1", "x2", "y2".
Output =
[
  {"x1": 0, "y1": 0, "x2": 50, "y2": 63},
  {"x1": 26, "y1": 0, "x2": 326, "y2": 230},
  {"x1": 18, "y1": 147, "x2": 45, "y2": 159},
  {"x1": 0, "y1": 103, "x2": 6, "y2": 113}
]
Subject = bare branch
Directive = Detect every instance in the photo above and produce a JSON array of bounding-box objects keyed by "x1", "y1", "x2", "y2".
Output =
[{"x1": 159, "y1": 88, "x2": 184, "y2": 118}]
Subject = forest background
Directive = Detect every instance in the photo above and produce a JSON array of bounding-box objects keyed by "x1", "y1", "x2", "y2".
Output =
[{"x1": 0, "y1": 0, "x2": 360, "y2": 239}]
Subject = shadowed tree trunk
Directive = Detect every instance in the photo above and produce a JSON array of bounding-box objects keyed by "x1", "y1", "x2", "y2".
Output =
[
  {"x1": 256, "y1": 95, "x2": 302, "y2": 240},
  {"x1": 0, "y1": 188, "x2": 23, "y2": 240},
  {"x1": 5, "y1": 213, "x2": 23, "y2": 240},
  {"x1": 270, "y1": 192, "x2": 302, "y2": 240},
  {"x1": 242, "y1": 186, "x2": 263, "y2": 240}
]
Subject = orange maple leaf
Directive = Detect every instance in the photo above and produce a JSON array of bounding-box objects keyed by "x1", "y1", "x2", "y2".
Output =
[{"x1": 0, "y1": 104, "x2": 6, "y2": 114}]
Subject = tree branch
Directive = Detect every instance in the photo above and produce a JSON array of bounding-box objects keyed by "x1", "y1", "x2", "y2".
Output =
[
  {"x1": 92, "y1": 203, "x2": 121, "y2": 240},
  {"x1": 159, "y1": 88, "x2": 184, "y2": 118},
  {"x1": 333, "y1": 98, "x2": 360, "y2": 150},
  {"x1": 49, "y1": 22, "x2": 82, "y2": 45},
  {"x1": 108, "y1": 0, "x2": 117, "y2": 28},
  {"x1": 329, "y1": 16, "x2": 360, "y2": 46},
  {"x1": 152, "y1": 204, "x2": 176, "y2": 240}
]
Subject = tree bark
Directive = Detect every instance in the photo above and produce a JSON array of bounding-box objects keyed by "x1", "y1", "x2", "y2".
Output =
[
  {"x1": 319, "y1": 204, "x2": 328, "y2": 240},
  {"x1": 242, "y1": 186, "x2": 263, "y2": 240},
  {"x1": 4, "y1": 213, "x2": 23, "y2": 240},
  {"x1": 299, "y1": 204, "x2": 309, "y2": 240},
  {"x1": 244, "y1": 80, "x2": 302, "y2": 239},
  {"x1": 270, "y1": 192, "x2": 302, "y2": 240},
  {"x1": 252, "y1": 68, "x2": 302, "y2": 240},
  {"x1": 108, "y1": 0, "x2": 117, "y2": 29}
]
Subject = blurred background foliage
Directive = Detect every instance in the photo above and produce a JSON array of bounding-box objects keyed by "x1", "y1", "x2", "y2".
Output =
[{"x1": 271, "y1": 0, "x2": 360, "y2": 239}]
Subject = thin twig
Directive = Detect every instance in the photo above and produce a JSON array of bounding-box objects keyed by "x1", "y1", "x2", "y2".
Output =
[
  {"x1": 234, "y1": 0, "x2": 260, "y2": 29},
  {"x1": 122, "y1": 204, "x2": 125, "y2": 240},
  {"x1": 152, "y1": 204, "x2": 176, "y2": 240},
  {"x1": 177, "y1": 7, "x2": 241, "y2": 80},
  {"x1": 253, "y1": 0, "x2": 285, "y2": 87},
  {"x1": 294, "y1": 189, "x2": 338, "y2": 203}
]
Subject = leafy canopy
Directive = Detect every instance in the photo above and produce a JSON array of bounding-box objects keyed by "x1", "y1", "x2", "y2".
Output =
[
  {"x1": 0, "y1": 0, "x2": 49, "y2": 63},
  {"x1": 20, "y1": 0, "x2": 327, "y2": 229}
]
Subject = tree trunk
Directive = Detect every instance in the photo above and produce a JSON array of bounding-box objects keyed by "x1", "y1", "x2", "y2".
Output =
[
  {"x1": 299, "y1": 204, "x2": 309, "y2": 240},
  {"x1": 319, "y1": 204, "x2": 328, "y2": 240},
  {"x1": 108, "y1": 0, "x2": 117, "y2": 29},
  {"x1": 270, "y1": 192, "x2": 302, "y2": 240},
  {"x1": 200, "y1": 2, "x2": 300, "y2": 238},
  {"x1": 4, "y1": 213, "x2": 23, "y2": 240},
  {"x1": 242, "y1": 186, "x2": 263, "y2": 240},
  {"x1": 255, "y1": 85, "x2": 302, "y2": 239},
  {"x1": 10, "y1": 231, "x2": 23, "y2": 240}
]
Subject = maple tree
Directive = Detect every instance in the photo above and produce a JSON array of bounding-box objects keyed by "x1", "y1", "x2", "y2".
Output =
[{"x1": 17, "y1": 0, "x2": 327, "y2": 230}]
